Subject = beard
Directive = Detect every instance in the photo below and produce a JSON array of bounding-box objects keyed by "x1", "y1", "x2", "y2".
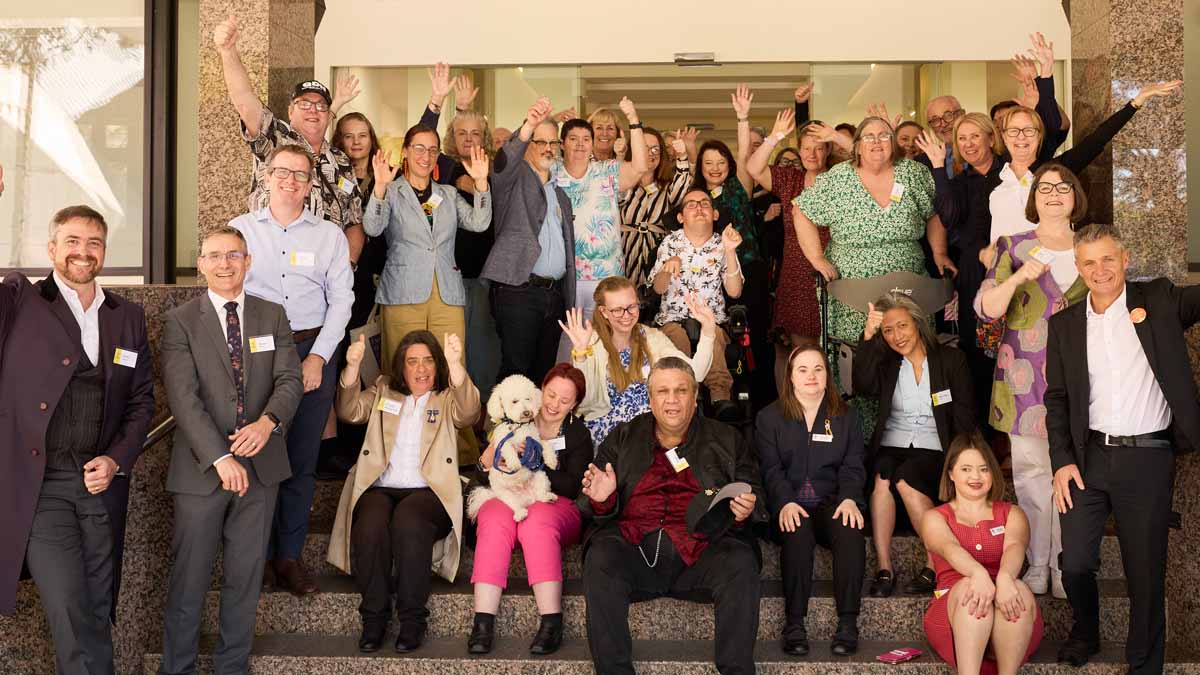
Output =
[{"x1": 58, "y1": 255, "x2": 101, "y2": 284}]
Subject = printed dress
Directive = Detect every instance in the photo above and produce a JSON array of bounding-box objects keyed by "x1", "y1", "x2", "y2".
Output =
[
  {"x1": 551, "y1": 159, "x2": 624, "y2": 281},
  {"x1": 769, "y1": 165, "x2": 827, "y2": 339},
  {"x1": 584, "y1": 348, "x2": 650, "y2": 446}
]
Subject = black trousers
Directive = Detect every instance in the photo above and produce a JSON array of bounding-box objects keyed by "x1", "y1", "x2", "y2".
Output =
[
  {"x1": 351, "y1": 486, "x2": 452, "y2": 626},
  {"x1": 490, "y1": 280, "x2": 565, "y2": 386},
  {"x1": 1059, "y1": 434, "x2": 1173, "y2": 675},
  {"x1": 583, "y1": 530, "x2": 760, "y2": 675},
  {"x1": 777, "y1": 500, "x2": 865, "y2": 630}
]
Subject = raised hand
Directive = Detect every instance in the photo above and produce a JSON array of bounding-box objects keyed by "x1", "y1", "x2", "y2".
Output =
[
  {"x1": 731, "y1": 84, "x2": 754, "y2": 119},
  {"x1": 346, "y1": 333, "x2": 366, "y2": 367},
  {"x1": 443, "y1": 333, "x2": 464, "y2": 366},
  {"x1": 1011, "y1": 67, "x2": 1040, "y2": 111},
  {"x1": 1028, "y1": 32, "x2": 1055, "y2": 78},
  {"x1": 1133, "y1": 80, "x2": 1183, "y2": 108},
  {"x1": 914, "y1": 129, "x2": 947, "y2": 168},
  {"x1": 553, "y1": 107, "x2": 579, "y2": 123},
  {"x1": 793, "y1": 82, "x2": 814, "y2": 104},
  {"x1": 371, "y1": 149, "x2": 399, "y2": 197},
  {"x1": 779, "y1": 502, "x2": 808, "y2": 533},
  {"x1": 863, "y1": 302, "x2": 885, "y2": 340},
  {"x1": 612, "y1": 135, "x2": 627, "y2": 158},
  {"x1": 670, "y1": 130, "x2": 687, "y2": 157},
  {"x1": 557, "y1": 307, "x2": 595, "y2": 352},
  {"x1": 453, "y1": 73, "x2": 479, "y2": 111},
  {"x1": 617, "y1": 96, "x2": 639, "y2": 125},
  {"x1": 867, "y1": 102, "x2": 902, "y2": 130},
  {"x1": 684, "y1": 292, "x2": 717, "y2": 336},
  {"x1": 804, "y1": 121, "x2": 840, "y2": 144},
  {"x1": 463, "y1": 145, "x2": 490, "y2": 189},
  {"x1": 427, "y1": 62, "x2": 451, "y2": 105},
  {"x1": 770, "y1": 108, "x2": 797, "y2": 140},
  {"x1": 213, "y1": 15, "x2": 239, "y2": 53},
  {"x1": 582, "y1": 462, "x2": 617, "y2": 502},
  {"x1": 721, "y1": 223, "x2": 743, "y2": 252},
  {"x1": 527, "y1": 97, "x2": 553, "y2": 126},
  {"x1": 332, "y1": 72, "x2": 361, "y2": 111}
]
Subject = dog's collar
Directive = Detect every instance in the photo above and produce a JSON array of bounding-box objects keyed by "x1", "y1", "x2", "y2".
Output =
[{"x1": 491, "y1": 431, "x2": 546, "y2": 475}]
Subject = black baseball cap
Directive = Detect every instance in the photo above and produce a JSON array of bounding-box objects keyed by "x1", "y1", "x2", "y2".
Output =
[{"x1": 292, "y1": 80, "x2": 332, "y2": 105}]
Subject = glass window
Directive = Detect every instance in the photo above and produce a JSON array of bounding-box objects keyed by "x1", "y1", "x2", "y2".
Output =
[{"x1": 0, "y1": 3, "x2": 145, "y2": 274}]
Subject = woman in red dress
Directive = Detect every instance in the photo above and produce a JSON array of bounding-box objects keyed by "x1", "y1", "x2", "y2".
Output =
[{"x1": 921, "y1": 432, "x2": 1043, "y2": 675}]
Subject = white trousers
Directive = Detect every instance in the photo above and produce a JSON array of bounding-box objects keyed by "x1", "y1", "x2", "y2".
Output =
[{"x1": 1009, "y1": 433, "x2": 1061, "y2": 570}]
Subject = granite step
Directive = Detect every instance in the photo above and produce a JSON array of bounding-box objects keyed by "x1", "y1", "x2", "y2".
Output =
[
  {"x1": 143, "y1": 634, "x2": 1200, "y2": 674},
  {"x1": 202, "y1": 576, "x2": 1139, "y2": 643}
]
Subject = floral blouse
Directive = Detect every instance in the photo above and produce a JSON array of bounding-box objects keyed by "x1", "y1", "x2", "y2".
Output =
[
  {"x1": 551, "y1": 159, "x2": 623, "y2": 281},
  {"x1": 584, "y1": 348, "x2": 651, "y2": 446},
  {"x1": 646, "y1": 229, "x2": 729, "y2": 325}
]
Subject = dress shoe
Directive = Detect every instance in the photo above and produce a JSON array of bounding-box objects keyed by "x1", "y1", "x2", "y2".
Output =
[
  {"x1": 468, "y1": 613, "x2": 495, "y2": 654},
  {"x1": 781, "y1": 623, "x2": 809, "y2": 656},
  {"x1": 868, "y1": 569, "x2": 895, "y2": 597},
  {"x1": 1057, "y1": 638, "x2": 1100, "y2": 666},
  {"x1": 261, "y1": 562, "x2": 277, "y2": 591},
  {"x1": 358, "y1": 622, "x2": 386, "y2": 653},
  {"x1": 712, "y1": 399, "x2": 740, "y2": 423},
  {"x1": 272, "y1": 559, "x2": 318, "y2": 596},
  {"x1": 1023, "y1": 565, "x2": 1049, "y2": 595},
  {"x1": 830, "y1": 620, "x2": 859, "y2": 656},
  {"x1": 528, "y1": 614, "x2": 564, "y2": 655},
  {"x1": 904, "y1": 567, "x2": 937, "y2": 595},
  {"x1": 395, "y1": 622, "x2": 426, "y2": 653}
]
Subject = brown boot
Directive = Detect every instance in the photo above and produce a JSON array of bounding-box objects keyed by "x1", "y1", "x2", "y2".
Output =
[{"x1": 273, "y1": 559, "x2": 318, "y2": 596}]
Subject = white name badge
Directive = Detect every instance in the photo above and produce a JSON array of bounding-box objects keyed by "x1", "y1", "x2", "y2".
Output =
[
  {"x1": 644, "y1": 182, "x2": 659, "y2": 195},
  {"x1": 290, "y1": 251, "x2": 316, "y2": 267},
  {"x1": 377, "y1": 398, "x2": 403, "y2": 415},
  {"x1": 248, "y1": 335, "x2": 276, "y2": 353},
  {"x1": 811, "y1": 433, "x2": 834, "y2": 443},
  {"x1": 1027, "y1": 245, "x2": 1056, "y2": 265},
  {"x1": 426, "y1": 193, "x2": 444, "y2": 209},
  {"x1": 709, "y1": 186, "x2": 723, "y2": 199},
  {"x1": 547, "y1": 436, "x2": 567, "y2": 452},
  {"x1": 989, "y1": 525, "x2": 1006, "y2": 536},
  {"x1": 337, "y1": 175, "x2": 356, "y2": 195},
  {"x1": 889, "y1": 182, "x2": 906, "y2": 203},
  {"x1": 665, "y1": 448, "x2": 690, "y2": 472},
  {"x1": 931, "y1": 389, "x2": 953, "y2": 406},
  {"x1": 113, "y1": 347, "x2": 138, "y2": 368}
]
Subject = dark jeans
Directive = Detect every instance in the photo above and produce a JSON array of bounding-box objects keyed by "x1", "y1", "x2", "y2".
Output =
[
  {"x1": 351, "y1": 486, "x2": 452, "y2": 626},
  {"x1": 490, "y1": 279, "x2": 565, "y2": 386},
  {"x1": 1059, "y1": 434, "x2": 1173, "y2": 675},
  {"x1": 269, "y1": 335, "x2": 337, "y2": 561},
  {"x1": 777, "y1": 500, "x2": 865, "y2": 629},
  {"x1": 583, "y1": 530, "x2": 760, "y2": 675}
]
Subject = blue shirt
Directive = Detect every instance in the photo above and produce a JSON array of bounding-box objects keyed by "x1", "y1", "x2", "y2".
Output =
[
  {"x1": 230, "y1": 207, "x2": 354, "y2": 363},
  {"x1": 530, "y1": 180, "x2": 567, "y2": 280},
  {"x1": 880, "y1": 356, "x2": 942, "y2": 451},
  {"x1": 944, "y1": 146, "x2": 956, "y2": 179}
]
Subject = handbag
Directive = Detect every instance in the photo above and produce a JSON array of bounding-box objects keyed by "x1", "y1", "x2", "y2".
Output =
[
  {"x1": 975, "y1": 315, "x2": 1005, "y2": 358},
  {"x1": 349, "y1": 305, "x2": 384, "y2": 385}
]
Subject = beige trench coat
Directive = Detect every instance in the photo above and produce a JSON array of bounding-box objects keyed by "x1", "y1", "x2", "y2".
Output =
[{"x1": 327, "y1": 374, "x2": 480, "y2": 582}]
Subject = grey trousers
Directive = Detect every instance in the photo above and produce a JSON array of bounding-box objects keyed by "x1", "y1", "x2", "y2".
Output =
[
  {"x1": 25, "y1": 469, "x2": 115, "y2": 675},
  {"x1": 158, "y1": 459, "x2": 276, "y2": 675}
]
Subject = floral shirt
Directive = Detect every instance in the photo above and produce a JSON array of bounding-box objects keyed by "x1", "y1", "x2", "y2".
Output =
[
  {"x1": 647, "y1": 230, "x2": 729, "y2": 325},
  {"x1": 585, "y1": 348, "x2": 651, "y2": 446},
  {"x1": 551, "y1": 159, "x2": 623, "y2": 281}
]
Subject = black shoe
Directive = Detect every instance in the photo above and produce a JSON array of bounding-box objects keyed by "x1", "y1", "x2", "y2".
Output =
[
  {"x1": 1056, "y1": 638, "x2": 1100, "y2": 667},
  {"x1": 468, "y1": 613, "x2": 495, "y2": 655},
  {"x1": 394, "y1": 622, "x2": 426, "y2": 653},
  {"x1": 712, "y1": 399, "x2": 740, "y2": 423},
  {"x1": 358, "y1": 622, "x2": 386, "y2": 653},
  {"x1": 781, "y1": 623, "x2": 809, "y2": 656},
  {"x1": 529, "y1": 614, "x2": 564, "y2": 655},
  {"x1": 830, "y1": 621, "x2": 859, "y2": 656},
  {"x1": 868, "y1": 569, "x2": 895, "y2": 597},
  {"x1": 904, "y1": 567, "x2": 937, "y2": 595}
]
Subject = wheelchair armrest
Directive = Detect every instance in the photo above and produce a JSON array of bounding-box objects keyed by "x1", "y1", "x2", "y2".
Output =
[{"x1": 727, "y1": 305, "x2": 748, "y2": 335}]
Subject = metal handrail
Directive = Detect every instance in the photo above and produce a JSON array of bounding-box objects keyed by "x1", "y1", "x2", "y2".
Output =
[{"x1": 142, "y1": 415, "x2": 176, "y2": 449}]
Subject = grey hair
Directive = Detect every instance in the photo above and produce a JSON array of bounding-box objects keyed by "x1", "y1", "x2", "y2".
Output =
[
  {"x1": 200, "y1": 226, "x2": 247, "y2": 250},
  {"x1": 49, "y1": 205, "x2": 108, "y2": 242},
  {"x1": 648, "y1": 356, "x2": 697, "y2": 390},
  {"x1": 871, "y1": 291, "x2": 938, "y2": 350},
  {"x1": 1073, "y1": 223, "x2": 1124, "y2": 250}
]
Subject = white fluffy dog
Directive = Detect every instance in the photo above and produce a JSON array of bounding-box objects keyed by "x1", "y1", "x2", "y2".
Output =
[{"x1": 466, "y1": 375, "x2": 558, "y2": 522}]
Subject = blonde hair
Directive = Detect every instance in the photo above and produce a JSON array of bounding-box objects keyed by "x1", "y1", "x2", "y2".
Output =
[
  {"x1": 592, "y1": 276, "x2": 651, "y2": 392},
  {"x1": 443, "y1": 111, "x2": 493, "y2": 161},
  {"x1": 999, "y1": 105, "x2": 1045, "y2": 156},
  {"x1": 950, "y1": 112, "x2": 1004, "y2": 165}
]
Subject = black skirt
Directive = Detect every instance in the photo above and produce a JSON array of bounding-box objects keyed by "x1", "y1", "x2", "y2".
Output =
[{"x1": 872, "y1": 445, "x2": 946, "y2": 502}]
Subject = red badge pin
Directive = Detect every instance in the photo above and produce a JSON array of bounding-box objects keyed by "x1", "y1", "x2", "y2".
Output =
[{"x1": 1130, "y1": 308, "x2": 1147, "y2": 324}]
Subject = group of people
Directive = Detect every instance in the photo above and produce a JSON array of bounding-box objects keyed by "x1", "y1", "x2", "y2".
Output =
[{"x1": 0, "y1": 18, "x2": 1192, "y2": 675}]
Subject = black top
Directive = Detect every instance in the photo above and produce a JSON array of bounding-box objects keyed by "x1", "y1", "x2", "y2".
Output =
[
  {"x1": 475, "y1": 413, "x2": 592, "y2": 500},
  {"x1": 45, "y1": 353, "x2": 104, "y2": 472},
  {"x1": 450, "y1": 161, "x2": 495, "y2": 280},
  {"x1": 756, "y1": 399, "x2": 866, "y2": 516}
]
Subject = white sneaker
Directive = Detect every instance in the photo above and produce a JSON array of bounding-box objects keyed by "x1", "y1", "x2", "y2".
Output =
[
  {"x1": 1023, "y1": 565, "x2": 1050, "y2": 595},
  {"x1": 1051, "y1": 569, "x2": 1067, "y2": 599}
]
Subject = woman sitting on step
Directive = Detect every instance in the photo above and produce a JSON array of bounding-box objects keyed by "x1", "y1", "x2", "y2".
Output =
[
  {"x1": 466, "y1": 363, "x2": 592, "y2": 656},
  {"x1": 922, "y1": 432, "x2": 1043, "y2": 675}
]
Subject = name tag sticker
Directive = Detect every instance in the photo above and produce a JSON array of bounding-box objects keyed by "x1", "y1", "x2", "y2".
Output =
[
  {"x1": 665, "y1": 449, "x2": 690, "y2": 472},
  {"x1": 547, "y1": 436, "x2": 567, "y2": 452},
  {"x1": 113, "y1": 348, "x2": 138, "y2": 368},
  {"x1": 377, "y1": 398, "x2": 402, "y2": 415},
  {"x1": 811, "y1": 433, "x2": 834, "y2": 443},
  {"x1": 290, "y1": 251, "x2": 316, "y2": 267},
  {"x1": 709, "y1": 186, "x2": 723, "y2": 199},
  {"x1": 1028, "y1": 245, "x2": 1056, "y2": 265},
  {"x1": 248, "y1": 335, "x2": 275, "y2": 353},
  {"x1": 426, "y1": 193, "x2": 444, "y2": 209},
  {"x1": 889, "y1": 182, "x2": 906, "y2": 203},
  {"x1": 931, "y1": 389, "x2": 953, "y2": 406},
  {"x1": 337, "y1": 175, "x2": 356, "y2": 195},
  {"x1": 989, "y1": 525, "x2": 1006, "y2": 536}
]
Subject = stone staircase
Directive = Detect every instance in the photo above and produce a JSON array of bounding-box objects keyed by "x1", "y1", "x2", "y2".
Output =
[{"x1": 144, "y1": 477, "x2": 1200, "y2": 673}]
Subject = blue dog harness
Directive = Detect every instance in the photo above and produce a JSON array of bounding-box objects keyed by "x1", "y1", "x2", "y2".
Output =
[{"x1": 491, "y1": 431, "x2": 546, "y2": 475}]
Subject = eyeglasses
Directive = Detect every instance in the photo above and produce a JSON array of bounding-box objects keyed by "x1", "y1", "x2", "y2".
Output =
[
  {"x1": 603, "y1": 303, "x2": 639, "y2": 318},
  {"x1": 530, "y1": 139, "x2": 563, "y2": 150},
  {"x1": 927, "y1": 109, "x2": 964, "y2": 127},
  {"x1": 1035, "y1": 181, "x2": 1074, "y2": 195},
  {"x1": 646, "y1": 146, "x2": 662, "y2": 156},
  {"x1": 860, "y1": 132, "x2": 893, "y2": 144},
  {"x1": 1003, "y1": 127, "x2": 1040, "y2": 139},
  {"x1": 776, "y1": 158, "x2": 802, "y2": 167},
  {"x1": 682, "y1": 198, "x2": 713, "y2": 211},
  {"x1": 407, "y1": 144, "x2": 439, "y2": 157},
  {"x1": 293, "y1": 99, "x2": 330, "y2": 113},
  {"x1": 268, "y1": 167, "x2": 312, "y2": 183},
  {"x1": 201, "y1": 251, "x2": 247, "y2": 263}
]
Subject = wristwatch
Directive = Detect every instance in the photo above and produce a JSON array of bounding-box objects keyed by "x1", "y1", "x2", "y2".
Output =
[
  {"x1": 628, "y1": 122, "x2": 644, "y2": 130},
  {"x1": 265, "y1": 412, "x2": 283, "y2": 435}
]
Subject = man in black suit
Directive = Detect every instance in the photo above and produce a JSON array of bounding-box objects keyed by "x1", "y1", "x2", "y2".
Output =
[
  {"x1": 158, "y1": 227, "x2": 303, "y2": 674},
  {"x1": 1045, "y1": 223, "x2": 1200, "y2": 673},
  {"x1": 0, "y1": 205, "x2": 156, "y2": 674}
]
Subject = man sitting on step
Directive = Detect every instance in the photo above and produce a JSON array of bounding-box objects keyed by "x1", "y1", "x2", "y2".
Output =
[{"x1": 579, "y1": 356, "x2": 767, "y2": 674}]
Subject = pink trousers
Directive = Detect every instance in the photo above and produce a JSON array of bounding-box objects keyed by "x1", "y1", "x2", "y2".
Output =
[{"x1": 470, "y1": 496, "x2": 582, "y2": 588}]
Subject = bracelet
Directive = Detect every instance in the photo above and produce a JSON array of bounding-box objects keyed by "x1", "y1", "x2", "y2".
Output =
[
  {"x1": 737, "y1": 117, "x2": 749, "y2": 123},
  {"x1": 628, "y1": 122, "x2": 644, "y2": 130},
  {"x1": 571, "y1": 346, "x2": 594, "y2": 360},
  {"x1": 428, "y1": 101, "x2": 442, "y2": 113}
]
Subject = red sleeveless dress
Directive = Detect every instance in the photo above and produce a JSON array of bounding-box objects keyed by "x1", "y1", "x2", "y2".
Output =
[{"x1": 923, "y1": 501, "x2": 1043, "y2": 673}]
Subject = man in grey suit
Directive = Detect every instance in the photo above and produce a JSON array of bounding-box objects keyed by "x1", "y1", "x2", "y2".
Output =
[{"x1": 158, "y1": 226, "x2": 303, "y2": 674}]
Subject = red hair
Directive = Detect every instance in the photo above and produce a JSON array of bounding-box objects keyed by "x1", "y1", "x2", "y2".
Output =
[{"x1": 542, "y1": 363, "x2": 587, "y2": 412}]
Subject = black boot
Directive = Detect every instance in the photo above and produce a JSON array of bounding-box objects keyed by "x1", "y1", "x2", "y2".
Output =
[
  {"x1": 831, "y1": 617, "x2": 859, "y2": 656},
  {"x1": 358, "y1": 620, "x2": 386, "y2": 653},
  {"x1": 468, "y1": 612, "x2": 495, "y2": 655},
  {"x1": 781, "y1": 622, "x2": 809, "y2": 656},
  {"x1": 529, "y1": 613, "x2": 563, "y2": 655},
  {"x1": 394, "y1": 621, "x2": 426, "y2": 653}
]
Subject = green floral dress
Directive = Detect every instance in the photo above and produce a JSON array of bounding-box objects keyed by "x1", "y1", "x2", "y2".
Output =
[{"x1": 795, "y1": 158, "x2": 936, "y2": 434}]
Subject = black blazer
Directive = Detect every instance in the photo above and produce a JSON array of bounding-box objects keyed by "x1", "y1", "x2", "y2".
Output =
[
  {"x1": 852, "y1": 336, "x2": 977, "y2": 457},
  {"x1": 1045, "y1": 279, "x2": 1200, "y2": 473},
  {"x1": 756, "y1": 400, "x2": 865, "y2": 516}
]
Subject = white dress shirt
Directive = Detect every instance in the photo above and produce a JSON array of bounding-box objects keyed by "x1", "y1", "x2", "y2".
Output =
[
  {"x1": 881, "y1": 356, "x2": 943, "y2": 451},
  {"x1": 53, "y1": 271, "x2": 104, "y2": 366},
  {"x1": 1085, "y1": 288, "x2": 1172, "y2": 435},
  {"x1": 988, "y1": 163, "x2": 1037, "y2": 243},
  {"x1": 376, "y1": 391, "x2": 432, "y2": 489}
]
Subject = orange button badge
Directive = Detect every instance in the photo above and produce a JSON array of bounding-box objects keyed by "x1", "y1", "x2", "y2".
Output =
[{"x1": 1130, "y1": 308, "x2": 1147, "y2": 324}]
